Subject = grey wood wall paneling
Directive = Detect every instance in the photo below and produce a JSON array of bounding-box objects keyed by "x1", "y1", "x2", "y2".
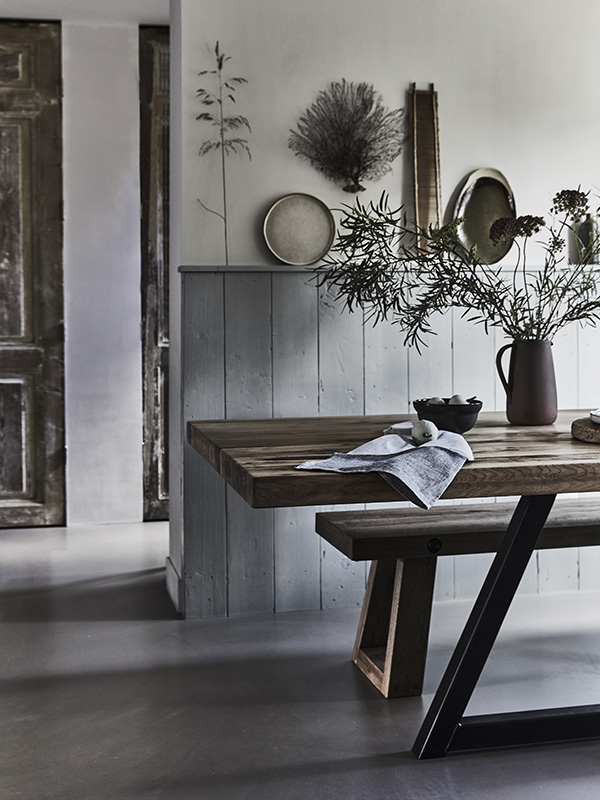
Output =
[
  {"x1": 318, "y1": 285, "x2": 368, "y2": 609},
  {"x1": 452, "y1": 310, "x2": 501, "y2": 599},
  {"x1": 362, "y1": 316, "x2": 411, "y2": 598},
  {"x1": 488, "y1": 327, "x2": 539, "y2": 596},
  {"x1": 406, "y1": 310, "x2": 455, "y2": 600},
  {"x1": 272, "y1": 273, "x2": 321, "y2": 612},
  {"x1": 539, "y1": 326, "x2": 579, "y2": 593},
  {"x1": 182, "y1": 273, "x2": 227, "y2": 617},
  {"x1": 577, "y1": 324, "x2": 600, "y2": 590},
  {"x1": 225, "y1": 273, "x2": 275, "y2": 615},
  {"x1": 536, "y1": 324, "x2": 579, "y2": 593},
  {"x1": 364, "y1": 315, "x2": 410, "y2": 417}
]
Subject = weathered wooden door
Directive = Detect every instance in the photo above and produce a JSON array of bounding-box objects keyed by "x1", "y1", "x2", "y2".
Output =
[
  {"x1": 0, "y1": 21, "x2": 64, "y2": 528},
  {"x1": 140, "y1": 27, "x2": 169, "y2": 521}
]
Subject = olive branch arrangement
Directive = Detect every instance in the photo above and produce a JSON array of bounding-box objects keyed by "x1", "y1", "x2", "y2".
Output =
[
  {"x1": 196, "y1": 42, "x2": 251, "y2": 265},
  {"x1": 313, "y1": 189, "x2": 600, "y2": 352}
]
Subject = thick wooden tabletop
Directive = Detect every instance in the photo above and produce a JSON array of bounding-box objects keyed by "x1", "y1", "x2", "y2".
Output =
[{"x1": 187, "y1": 410, "x2": 600, "y2": 508}]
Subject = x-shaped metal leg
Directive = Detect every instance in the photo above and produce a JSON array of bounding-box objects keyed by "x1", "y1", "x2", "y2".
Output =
[{"x1": 412, "y1": 493, "x2": 600, "y2": 758}]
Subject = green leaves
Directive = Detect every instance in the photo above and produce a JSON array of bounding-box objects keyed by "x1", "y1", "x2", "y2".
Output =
[
  {"x1": 313, "y1": 190, "x2": 600, "y2": 351},
  {"x1": 196, "y1": 42, "x2": 252, "y2": 265},
  {"x1": 197, "y1": 42, "x2": 251, "y2": 161}
]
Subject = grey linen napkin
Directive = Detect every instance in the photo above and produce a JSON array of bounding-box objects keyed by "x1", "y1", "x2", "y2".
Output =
[{"x1": 296, "y1": 421, "x2": 474, "y2": 509}]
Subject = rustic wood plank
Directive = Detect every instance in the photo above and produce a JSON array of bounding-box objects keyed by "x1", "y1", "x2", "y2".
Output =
[
  {"x1": 140, "y1": 26, "x2": 170, "y2": 522},
  {"x1": 272, "y1": 273, "x2": 318, "y2": 417},
  {"x1": 225, "y1": 273, "x2": 273, "y2": 419},
  {"x1": 272, "y1": 273, "x2": 320, "y2": 612},
  {"x1": 318, "y1": 504, "x2": 367, "y2": 610},
  {"x1": 188, "y1": 410, "x2": 600, "y2": 508},
  {"x1": 354, "y1": 559, "x2": 396, "y2": 650},
  {"x1": 225, "y1": 273, "x2": 275, "y2": 614},
  {"x1": 578, "y1": 325, "x2": 600, "y2": 408},
  {"x1": 182, "y1": 273, "x2": 227, "y2": 617},
  {"x1": 0, "y1": 21, "x2": 64, "y2": 527},
  {"x1": 538, "y1": 547, "x2": 578, "y2": 593},
  {"x1": 384, "y1": 557, "x2": 437, "y2": 697},
  {"x1": 274, "y1": 506, "x2": 320, "y2": 612},
  {"x1": 553, "y1": 325, "x2": 579, "y2": 409},
  {"x1": 315, "y1": 498, "x2": 600, "y2": 561},
  {"x1": 364, "y1": 316, "x2": 409, "y2": 416},
  {"x1": 318, "y1": 284, "x2": 364, "y2": 417},
  {"x1": 407, "y1": 311, "x2": 452, "y2": 402},
  {"x1": 353, "y1": 556, "x2": 438, "y2": 697},
  {"x1": 318, "y1": 284, "x2": 369, "y2": 608},
  {"x1": 0, "y1": 379, "x2": 27, "y2": 494}
]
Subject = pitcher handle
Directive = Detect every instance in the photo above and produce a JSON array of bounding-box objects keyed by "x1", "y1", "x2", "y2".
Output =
[{"x1": 496, "y1": 343, "x2": 513, "y2": 402}]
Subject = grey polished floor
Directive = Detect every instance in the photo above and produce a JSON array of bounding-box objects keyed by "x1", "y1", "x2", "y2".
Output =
[{"x1": 2, "y1": 522, "x2": 600, "y2": 799}]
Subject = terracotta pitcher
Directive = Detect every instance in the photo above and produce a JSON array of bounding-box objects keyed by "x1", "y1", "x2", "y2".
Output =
[{"x1": 496, "y1": 340, "x2": 558, "y2": 425}]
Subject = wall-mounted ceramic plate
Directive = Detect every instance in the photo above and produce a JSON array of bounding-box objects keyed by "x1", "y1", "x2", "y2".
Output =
[
  {"x1": 454, "y1": 168, "x2": 516, "y2": 264},
  {"x1": 263, "y1": 193, "x2": 335, "y2": 265}
]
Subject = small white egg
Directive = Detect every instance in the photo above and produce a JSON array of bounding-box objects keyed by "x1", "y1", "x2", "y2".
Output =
[
  {"x1": 449, "y1": 394, "x2": 468, "y2": 405},
  {"x1": 427, "y1": 396, "x2": 446, "y2": 405},
  {"x1": 412, "y1": 419, "x2": 439, "y2": 445}
]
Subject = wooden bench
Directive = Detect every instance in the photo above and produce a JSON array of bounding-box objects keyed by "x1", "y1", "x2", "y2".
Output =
[{"x1": 315, "y1": 497, "x2": 600, "y2": 699}]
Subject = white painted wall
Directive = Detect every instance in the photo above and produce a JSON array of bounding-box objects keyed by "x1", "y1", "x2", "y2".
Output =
[
  {"x1": 171, "y1": 0, "x2": 600, "y2": 616},
  {"x1": 62, "y1": 22, "x2": 145, "y2": 524},
  {"x1": 1, "y1": 0, "x2": 170, "y2": 523},
  {"x1": 176, "y1": 0, "x2": 600, "y2": 266}
]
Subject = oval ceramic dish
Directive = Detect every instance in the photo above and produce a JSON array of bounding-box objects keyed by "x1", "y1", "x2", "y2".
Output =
[
  {"x1": 454, "y1": 168, "x2": 516, "y2": 264},
  {"x1": 263, "y1": 193, "x2": 335, "y2": 265}
]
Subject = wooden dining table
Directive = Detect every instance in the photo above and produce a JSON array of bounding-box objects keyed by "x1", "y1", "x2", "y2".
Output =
[{"x1": 187, "y1": 409, "x2": 600, "y2": 758}]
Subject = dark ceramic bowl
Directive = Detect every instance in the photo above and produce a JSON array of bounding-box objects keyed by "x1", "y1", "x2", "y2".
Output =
[{"x1": 413, "y1": 397, "x2": 483, "y2": 434}]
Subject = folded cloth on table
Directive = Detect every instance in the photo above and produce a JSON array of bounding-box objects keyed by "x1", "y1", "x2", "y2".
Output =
[{"x1": 296, "y1": 420, "x2": 474, "y2": 509}]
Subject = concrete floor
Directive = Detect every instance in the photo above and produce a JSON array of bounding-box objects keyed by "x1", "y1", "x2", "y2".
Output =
[{"x1": 1, "y1": 522, "x2": 600, "y2": 799}]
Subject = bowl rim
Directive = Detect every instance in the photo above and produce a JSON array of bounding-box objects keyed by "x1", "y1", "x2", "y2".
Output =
[{"x1": 413, "y1": 397, "x2": 483, "y2": 410}]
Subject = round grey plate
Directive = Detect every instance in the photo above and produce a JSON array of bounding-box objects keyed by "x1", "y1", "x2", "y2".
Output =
[
  {"x1": 263, "y1": 193, "x2": 335, "y2": 265},
  {"x1": 454, "y1": 168, "x2": 516, "y2": 264}
]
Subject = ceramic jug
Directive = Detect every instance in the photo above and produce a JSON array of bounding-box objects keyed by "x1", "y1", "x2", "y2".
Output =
[{"x1": 495, "y1": 340, "x2": 558, "y2": 425}]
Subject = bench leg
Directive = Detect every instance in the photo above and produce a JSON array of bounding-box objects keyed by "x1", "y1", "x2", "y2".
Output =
[{"x1": 352, "y1": 557, "x2": 437, "y2": 698}]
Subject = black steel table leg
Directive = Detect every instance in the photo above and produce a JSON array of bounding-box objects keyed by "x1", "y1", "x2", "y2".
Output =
[{"x1": 412, "y1": 494, "x2": 557, "y2": 759}]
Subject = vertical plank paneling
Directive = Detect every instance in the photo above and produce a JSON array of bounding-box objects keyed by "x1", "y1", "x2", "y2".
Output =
[
  {"x1": 490, "y1": 327, "x2": 540, "y2": 595},
  {"x1": 225, "y1": 273, "x2": 274, "y2": 615},
  {"x1": 226, "y1": 491, "x2": 274, "y2": 614},
  {"x1": 364, "y1": 317, "x2": 409, "y2": 416},
  {"x1": 272, "y1": 273, "x2": 320, "y2": 612},
  {"x1": 578, "y1": 323, "x2": 600, "y2": 407},
  {"x1": 363, "y1": 315, "x2": 411, "y2": 596},
  {"x1": 577, "y1": 323, "x2": 600, "y2": 589},
  {"x1": 452, "y1": 310, "x2": 496, "y2": 410},
  {"x1": 318, "y1": 285, "x2": 367, "y2": 609},
  {"x1": 407, "y1": 311, "x2": 452, "y2": 400},
  {"x1": 273, "y1": 506, "x2": 321, "y2": 612},
  {"x1": 553, "y1": 323, "x2": 579, "y2": 409},
  {"x1": 538, "y1": 548, "x2": 578, "y2": 594},
  {"x1": 408, "y1": 311, "x2": 456, "y2": 599},
  {"x1": 272, "y1": 274, "x2": 318, "y2": 417},
  {"x1": 452, "y1": 311, "x2": 500, "y2": 599},
  {"x1": 454, "y1": 553, "x2": 495, "y2": 600},
  {"x1": 224, "y1": 273, "x2": 273, "y2": 419},
  {"x1": 318, "y1": 286, "x2": 364, "y2": 417},
  {"x1": 434, "y1": 556, "x2": 454, "y2": 601},
  {"x1": 182, "y1": 273, "x2": 227, "y2": 617},
  {"x1": 180, "y1": 267, "x2": 600, "y2": 617},
  {"x1": 537, "y1": 323, "x2": 580, "y2": 592}
]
